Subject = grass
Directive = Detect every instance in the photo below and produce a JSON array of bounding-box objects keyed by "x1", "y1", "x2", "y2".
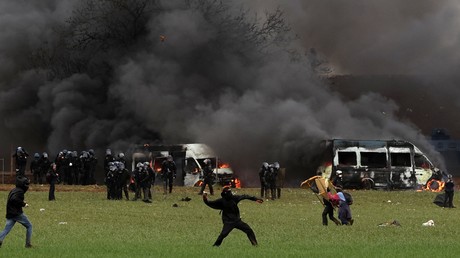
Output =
[{"x1": 0, "y1": 185, "x2": 458, "y2": 257}]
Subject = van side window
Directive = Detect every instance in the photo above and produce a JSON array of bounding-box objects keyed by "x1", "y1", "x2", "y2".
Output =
[
  {"x1": 414, "y1": 154, "x2": 430, "y2": 169},
  {"x1": 391, "y1": 153, "x2": 411, "y2": 167},
  {"x1": 338, "y1": 151, "x2": 357, "y2": 166},
  {"x1": 361, "y1": 152, "x2": 386, "y2": 168}
]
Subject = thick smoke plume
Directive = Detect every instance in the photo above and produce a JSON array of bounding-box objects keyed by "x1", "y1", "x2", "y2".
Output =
[{"x1": 0, "y1": 0, "x2": 449, "y2": 185}]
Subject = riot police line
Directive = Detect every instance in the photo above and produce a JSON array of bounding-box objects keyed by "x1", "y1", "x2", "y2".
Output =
[
  {"x1": 12, "y1": 147, "x2": 178, "y2": 203},
  {"x1": 13, "y1": 147, "x2": 98, "y2": 186}
]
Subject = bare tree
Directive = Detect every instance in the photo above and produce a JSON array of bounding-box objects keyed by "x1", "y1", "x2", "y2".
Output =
[{"x1": 30, "y1": 0, "x2": 293, "y2": 80}]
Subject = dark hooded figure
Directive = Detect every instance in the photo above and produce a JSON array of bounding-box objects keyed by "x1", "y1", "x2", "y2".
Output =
[
  {"x1": 203, "y1": 186, "x2": 263, "y2": 247},
  {"x1": 0, "y1": 177, "x2": 33, "y2": 248}
]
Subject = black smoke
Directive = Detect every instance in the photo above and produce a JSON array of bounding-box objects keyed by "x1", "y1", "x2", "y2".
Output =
[{"x1": 0, "y1": 0, "x2": 446, "y2": 185}]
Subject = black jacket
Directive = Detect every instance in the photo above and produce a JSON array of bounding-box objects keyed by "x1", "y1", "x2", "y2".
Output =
[
  {"x1": 204, "y1": 194, "x2": 259, "y2": 224},
  {"x1": 6, "y1": 187, "x2": 27, "y2": 219}
]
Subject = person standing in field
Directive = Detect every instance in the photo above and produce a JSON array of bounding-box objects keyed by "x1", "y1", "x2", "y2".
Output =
[
  {"x1": 198, "y1": 159, "x2": 214, "y2": 195},
  {"x1": 202, "y1": 186, "x2": 263, "y2": 246},
  {"x1": 259, "y1": 162, "x2": 269, "y2": 198},
  {"x1": 322, "y1": 189, "x2": 341, "y2": 226},
  {"x1": 0, "y1": 177, "x2": 33, "y2": 248},
  {"x1": 161, "y1": 155, "x2": 176, "y2": 194},
  {"x1": 47, "y1": 163, "x2": 59, "y2": 201},
  {"x1": 330, "y1": 187, "x2": 354, "y2": 225},
  {"x1": 444, "y1": 174, "x2": 455, "y2": 208}
]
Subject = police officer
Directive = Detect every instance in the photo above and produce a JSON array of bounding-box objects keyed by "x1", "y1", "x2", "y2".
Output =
[
  {"x1": 30, "y1": 153, "x2": 41, "y2": 184},
  {"x1": 143, "y1": 162, "x2": 155, "y2": 201},
  {"x1": 199, "y1": 159, "x2": 214, "y2": 195},
  {"x1": 105, "y1": 162, "x2": 117, "y2": 200},
  {"x1": 266, "y1": 162, "x2": 279, "y2": 200},
  {"x1": 444, "y1": 174, "x2": 455, "y2": 208},
  {"x1": 161, "y1": 155, "x2": 176, "y2": 194},
  {"x1": 259, "y1": 162, "x2": 269, "y2": 198},
  {"x1": 118, "y1": 161, "x2": 131, "y2": 201},
  {"x1": 39, "y1": 152, "x2": 51, "y2": 185},
  {"x1": 87, "y1": 149, "x2": 97, "y2": 185},
  {"x1": 132, "y1": 162, "x2": 144, "y2": 201},
  {"x1": 12, "y1": 147, "x2": 29, "y2": 177},
  {"x1": 104, "y1": 149, "x2": 115, "y2": 198},
  {"x1": 333, "y1": 170, "x2": 343, "y2": 188}
]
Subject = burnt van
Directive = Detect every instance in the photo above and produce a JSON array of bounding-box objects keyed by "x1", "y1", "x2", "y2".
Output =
[
  {"x1": 316, "y1": 139, "x2": 440, "y2": 189},
  {"x1": 131, "y1": 143, "x2": 235, "y2": 187}
]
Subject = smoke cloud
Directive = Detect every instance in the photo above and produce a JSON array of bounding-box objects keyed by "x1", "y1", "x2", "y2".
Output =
[{"x1": 0, "y1": 0, "x2": 450, "y2": 185}]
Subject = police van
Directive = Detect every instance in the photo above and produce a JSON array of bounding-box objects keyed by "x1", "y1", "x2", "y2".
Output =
[
  {"x1": 131, "y1": 143, "x2": 235, "y2": 187},
  {"x1": 315, "y1": 139, "x2": 441, "y2": 190}
]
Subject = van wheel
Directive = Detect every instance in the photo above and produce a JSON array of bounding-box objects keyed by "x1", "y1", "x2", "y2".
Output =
[{"x1": 362, "y1": 179, "x2": 373, "y2": 190}]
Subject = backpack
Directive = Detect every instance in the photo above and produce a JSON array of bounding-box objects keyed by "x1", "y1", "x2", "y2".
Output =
[{"x1": 343, "y1": 191, "x2": 353, "y2": 205}]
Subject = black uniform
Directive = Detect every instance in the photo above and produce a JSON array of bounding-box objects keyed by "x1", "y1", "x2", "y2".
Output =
[
  {"x1": 87, "y1": 149, "x2": 97, "y2": 185},
  {"x1": 12, "y1": 148, "x2": 29, "y2": 177},
  {"x1": 199, "y1": 162, "x2": 214, "y2": 195},
  {"x1": 0, "y1": 177, "x2": 33, "y2": 247},
  {"x1": 30, "y1": 155, "x2": 41, "y2": 184},
  {"x1": 203, "y1": 187, "x2": 262, "y2": 246},
  {"x1": 259, "y1": 163, "x2": 269, "y2": 198},
  {"x1": 47, "y1": 164, "x2": 59, "y2": 201},
  {"x1": 161, "y1": 159, "x2": 176, "y2": 194},
  {"x1": 39, "y1": 153, "x2": 51, "y2": 185},
  {"x1": 266, "y1": 164, "x2": 278, "y2": 200},
  {"x1": 444, "y1": 177, "x2": 455, "y2": 208}
]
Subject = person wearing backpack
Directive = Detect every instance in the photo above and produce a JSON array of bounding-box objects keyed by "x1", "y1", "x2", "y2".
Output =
[{"x1": 335, "y1": 187, "x2": 354, "y2": 225}]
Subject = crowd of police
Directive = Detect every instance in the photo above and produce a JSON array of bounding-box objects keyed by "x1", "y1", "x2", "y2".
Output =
[
  {"x1": 258, "y1": 162, "x2": 281, "y2": 200},
  {"x1": 12, "y1": 147, "x2": 97, "y2": 186},
  {"x1": 103, "y1": 149, "x2": 177, "y2": 202},
  {"x1": 12, "y1": 147, "x2": 179, "y2": 203}
]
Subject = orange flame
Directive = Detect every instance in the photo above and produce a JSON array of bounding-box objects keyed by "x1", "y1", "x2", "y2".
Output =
[
  {"x1": 423, "y1": 179, "x2": 445, "y2": 192},
  {"x1": 232, "y1": 178, "x2": 241, "y2": 188},
  {"x1": 218, "y1": 163, "x2": 230, "y2": 169}
]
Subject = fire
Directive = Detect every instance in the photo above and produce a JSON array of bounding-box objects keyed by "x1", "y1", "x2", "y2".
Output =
[
  {"x1": 231, "y1": 178, "x2": 241, "y2": 188},
  {"x1": 218, "y1": 163, "x2": 230, "y2": 169},
  {"x1": 423, "y1": 179, "x2": 445, "y2": 192}
]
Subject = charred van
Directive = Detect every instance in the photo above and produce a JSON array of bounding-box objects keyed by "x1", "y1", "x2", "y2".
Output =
[{"x1": 316, "y1": 139, "x2": 440, "y2": 190}]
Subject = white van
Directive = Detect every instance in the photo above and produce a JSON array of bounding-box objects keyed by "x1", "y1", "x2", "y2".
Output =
[{"x1": 131, "y1": 143, "x2": 235, "y2": 187}]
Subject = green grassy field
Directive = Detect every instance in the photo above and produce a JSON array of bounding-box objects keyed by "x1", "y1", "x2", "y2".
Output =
[{"x1": 0, "y1": 185, "x2": 458, "y2": 257}]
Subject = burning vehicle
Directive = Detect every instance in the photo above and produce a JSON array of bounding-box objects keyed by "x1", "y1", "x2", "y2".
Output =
[
  {"x1": 131, "y1": 143, "x2": 237, "y2": 187},
  {"x1": 315, "y1": 139, "x2": 444, "y2": 190}
]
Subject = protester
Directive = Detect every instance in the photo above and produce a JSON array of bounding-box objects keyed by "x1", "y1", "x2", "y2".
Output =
[
  {"x1": 47, "y1": 163, "x2": 59, "y2": 201},
  {"x1": 0, "y1": 177, "x2": 33, "y2": 248},
  {"x1": 203, "y1": 186, "x2": 263, "y2": 246},
  {"x1": 322, "y1": 189, "x2": 341, "y2": 226},
  {"x1": 329, "y1": 187, "x2": 354, "y2": 225}
]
